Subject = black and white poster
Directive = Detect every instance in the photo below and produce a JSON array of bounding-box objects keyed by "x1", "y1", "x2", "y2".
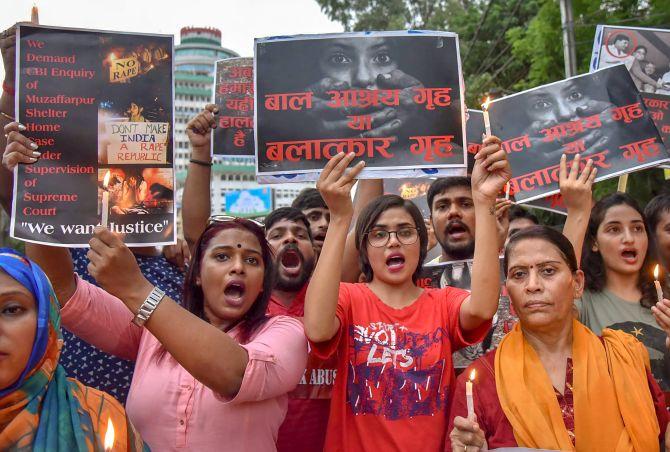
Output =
[
  {"x1": 590, "y1": 25, "x2": 670, "y2": 97},
  {"x1": 254, "y1": 31, "x2": 467, "y2": 181},
  {"x1": 487, "y1": 64, "x2": 668, "y2": 203},
  {"x1": 12, "y1": 25, "x2": 175, "y2": 246}
]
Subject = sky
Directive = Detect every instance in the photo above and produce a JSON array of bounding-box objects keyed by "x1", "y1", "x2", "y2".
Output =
[{"x1": 1, "y1": 0, "x2": 344, "y2": 81}]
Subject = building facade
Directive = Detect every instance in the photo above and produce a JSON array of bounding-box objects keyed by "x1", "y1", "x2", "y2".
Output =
[{"x1": 174, "y1": 27, "x2": 312, "y2": 226}]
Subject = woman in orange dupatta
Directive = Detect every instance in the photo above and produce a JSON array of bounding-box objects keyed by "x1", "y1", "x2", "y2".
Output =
[
  {"x1": 448, "y1": 227, "x2": 670, "y2": 452},
  {"x1": 0, "y1": 248, "x2": 146, "y2": 451}
]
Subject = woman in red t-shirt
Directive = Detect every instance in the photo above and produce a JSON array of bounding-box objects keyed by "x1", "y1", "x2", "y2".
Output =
[{"x1": 303, "y1": 140, "x2": 511, "y2": 452}]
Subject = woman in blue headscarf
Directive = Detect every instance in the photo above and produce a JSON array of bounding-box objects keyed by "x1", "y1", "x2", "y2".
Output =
[{"x1": 0, "y1": 248, "x2": 147, "y2": 451}]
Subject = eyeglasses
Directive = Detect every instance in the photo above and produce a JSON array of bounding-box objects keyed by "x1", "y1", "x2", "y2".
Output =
[
  {"x1": 366, "y1": 227, "x2": 419, "y2": 248},
  {"x1": 207, "y1": 215, "x2": 264, "y2": 228}
]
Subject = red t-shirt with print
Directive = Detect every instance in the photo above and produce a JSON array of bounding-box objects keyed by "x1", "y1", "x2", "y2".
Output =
[
  {"x1": 267, "y1": 284, "x2": 337, "y2": 452},
  {"x1": 311, "y1": 283, "x2": 491, "y2": 452}
]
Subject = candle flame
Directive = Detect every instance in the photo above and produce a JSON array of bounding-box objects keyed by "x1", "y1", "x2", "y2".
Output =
[
  {"x1": 481, "y1": 96, "x2": 491, "y2": 111},
  {"x1": 108, "y1": 52, "x2": 117, "y2": 61},
  {"x1": 104, "y1": 418, "x2": 115, "y2": 450},
  {"x1": 469, "y1": 369, "x2": 476, "y2": 381},
  {"x1": 654, "y1": 264, "x2": 660, "y2": 280},
  {"x1": 102, "y1": 171, "x2": 111, "y2": 188}
]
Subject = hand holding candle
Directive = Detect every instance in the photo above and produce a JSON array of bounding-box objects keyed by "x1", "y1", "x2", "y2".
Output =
[
  {"x1": 466, "y1": 369, "x2": 476, "y2": 418},
  {"x1": 654, "y1": 264, "x2": 664, "y2": 304},
  {"x1": 101, "y1": 171, "x2": 111, "y2": 228},
  {"x1": 481, "y1": 97, "x2": 491, "y2": 137}
]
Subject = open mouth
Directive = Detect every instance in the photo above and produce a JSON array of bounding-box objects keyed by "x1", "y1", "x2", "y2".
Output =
[
  {"x1": 281, "y1": 250, "x2": 301, "y2": 268},
  {"x1": 620, "y1": 249, "x2": 638, "y2": 264},
  {"x1": 314, "y1": 233, "x2": 327, "y2": 243},
  {"x1": 224, "y1": 281, "x2": 246, "y2": 301},
  {"x1": 446, "y1": 221, "x2": 469, "y2": 240},
  {"x1": 279, "y1": 248, "x2": 303, "y2": 276},
  {"x1": 386, "y1": 253, "x2": 406, "y2": 272}
]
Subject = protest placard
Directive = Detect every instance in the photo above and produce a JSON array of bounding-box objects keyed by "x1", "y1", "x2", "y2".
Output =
[
  {"x1": 523, "y1": 194, "x2": 567, "y2": 215},
  {"x1": 383, "y1": 178, "x2": 433, "y2": 217},
  {"x1": 487, "y1": 64, "x2": 668, "y2": 203},
  {"x1": 643, "y1": 93, "x2": 670, "y2": 149},
  {"x1": 11, "y1": 25, "x2": 174, "y2": 246},
  {"x1": 254, "y1": 31, "x2": 466, "y2": 181},
  {"x1": 590, "y1": 25, "x2": 670, "y2": 98},
  {"x1": 465, "y1": 109, "x2": 485, "y2": 175},
  {"x1": 212, "y1": 57, "x2": 254, "y2": 157},
  {"x1": 225, "y1": 187, "x2": 273, "y2": 218}
]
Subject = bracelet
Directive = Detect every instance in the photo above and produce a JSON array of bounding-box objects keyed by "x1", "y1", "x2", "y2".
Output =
[
  {"x1": 189, "y1": 158, "x2": 213, "y2": 167},
  {"x1": 131, "y1": 286, "x2": 166, "y2": 327},
  {"x1": 0, "y1": 111, "x2": 14, "y2": 122},
  {"x1": 2, "y1": 81, "x2": 15, "y2": 97}
]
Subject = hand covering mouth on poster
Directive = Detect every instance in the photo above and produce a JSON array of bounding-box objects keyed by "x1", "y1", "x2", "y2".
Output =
[
  {"x1": 254, "y1": 31, "x2": 468, "y2": 182},
  {"x1": 486, "y1": 64, "x2": 669, "y2": 204}
]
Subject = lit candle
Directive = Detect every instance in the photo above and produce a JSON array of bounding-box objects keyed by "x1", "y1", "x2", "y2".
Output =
[
  {"x1": 104, "y1": 418, "x2": 115, "y2": 451},
  {"x1": 654, "y1": 264, "x2": 664, "y2": 304},
  {"x1": 481, "y1": 97, "x2": 492, "y2": 137},
  {"x1": 466, "y1": 369, "x2": 476, "y2": 418},
  {"x1": 101, "y1": 171, "x2": 111, "y2": 228}
]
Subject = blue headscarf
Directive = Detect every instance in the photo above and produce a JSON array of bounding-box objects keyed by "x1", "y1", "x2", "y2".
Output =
[
  {"x1": 0, "y1": 248, "x2": 148, "y2": 451},
  {"x1": 0, "y1": 248, "x2": 52, "y2": 397}
]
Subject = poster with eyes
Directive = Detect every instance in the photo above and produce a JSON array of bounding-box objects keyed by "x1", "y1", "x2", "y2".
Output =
[
  {"x1": 254, "y1": 31, "x2": 467, "y2": 181},
  {"x1": 487, "y1": 64, "x2": 668, "y2": 204}
]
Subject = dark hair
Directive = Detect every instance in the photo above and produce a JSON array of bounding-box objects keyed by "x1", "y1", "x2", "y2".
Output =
[
  {"x1": 355, "y1": 195, "x2": 428, "y2": 283},
  {"x1": 645, "y1": 194, "x2": 670, "y2": 237},
  {"x1": 581, "y1": 193, "x2": 656, "y2": 308},
  {"x1": 634, "y1": 45, "x2": 648, "y2": 54},
  {"x1": 264, "y1": 207, "x2": 312, "y2": 241},
  {"x1": 292, "y1": 188, "x2": 327, "y2": 211},
  {"x1": 427, "y1": 177, "x2": 471, "y2": 214},
  {"x1": 504, "y1": 226, "x2": 577, "y2": 274},
  {"x1": 509, "y1": 205, "x2": 539, "y2": 225},
  {"x1": 613, "y1": 33, "x2": 630, "y2": 43},
  {"x1": 184, "y1": 219, "x2": 275, "y2": 344}
]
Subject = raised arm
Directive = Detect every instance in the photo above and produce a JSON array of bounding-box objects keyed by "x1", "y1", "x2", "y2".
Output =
[
  {"x1": 560, "y1": 154, "x2": 596, "y2": 266},
  {"x1": 87, "y1": 226, "x2": 253, "y2": 399},
  {"x1": 0, "y1": 25, "x2": 18, "y2": 212},
  {"x1": 341, "y1": 179, "x2": 383, "y2": 282},
  {"x1": 182, "y1": 105, "x2": 217, "y2": 250},
  {"x1": 459, "y1": 136, "x2": 511, "y2": 330},
  {"x1": 304, "y1": 152, "x2": 365, "y2": 342},
  {"x1": 25, "y1": 243, "x2": 76, "y2": 304}
]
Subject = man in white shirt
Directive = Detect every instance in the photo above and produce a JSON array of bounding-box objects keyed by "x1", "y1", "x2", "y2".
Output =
[{"x1": 600, "y1": 33, "x2": 632, "y2": 68}]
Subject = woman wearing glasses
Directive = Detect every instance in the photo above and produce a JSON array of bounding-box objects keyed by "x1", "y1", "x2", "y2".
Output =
[
  {"x1": 2, "y1": 111, "x2": 308, "y2": 451},
  {"x1": 303, "y1": 136, "x2": 511, "y2": 452}
]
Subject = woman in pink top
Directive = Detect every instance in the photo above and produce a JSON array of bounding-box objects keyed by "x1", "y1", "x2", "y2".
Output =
[
  {"x1": 5, "y1": 112, "x2": 308, "y2": 451},
  {"x1": 38, "y1": 220, "x2": 307, "y2": 452}
]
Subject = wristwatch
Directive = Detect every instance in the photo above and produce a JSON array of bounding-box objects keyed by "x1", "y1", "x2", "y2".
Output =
[{"x1": 132, "y1": 286, "x2": 166, "y2": 327}]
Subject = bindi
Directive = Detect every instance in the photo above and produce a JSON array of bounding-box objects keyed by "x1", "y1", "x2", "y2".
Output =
[{"x1": 237, "y1": 243, "x2": 242, "y2": 248}]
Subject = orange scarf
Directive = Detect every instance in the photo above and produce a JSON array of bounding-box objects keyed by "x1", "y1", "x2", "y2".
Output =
[{"x1": 494, "y1": 320, "x2": 659, "y2": 451}]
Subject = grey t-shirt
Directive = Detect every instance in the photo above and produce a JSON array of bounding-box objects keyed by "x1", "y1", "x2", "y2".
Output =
[{"x1": 576, "y1": 289, "x2": 670, "y2": 389}]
